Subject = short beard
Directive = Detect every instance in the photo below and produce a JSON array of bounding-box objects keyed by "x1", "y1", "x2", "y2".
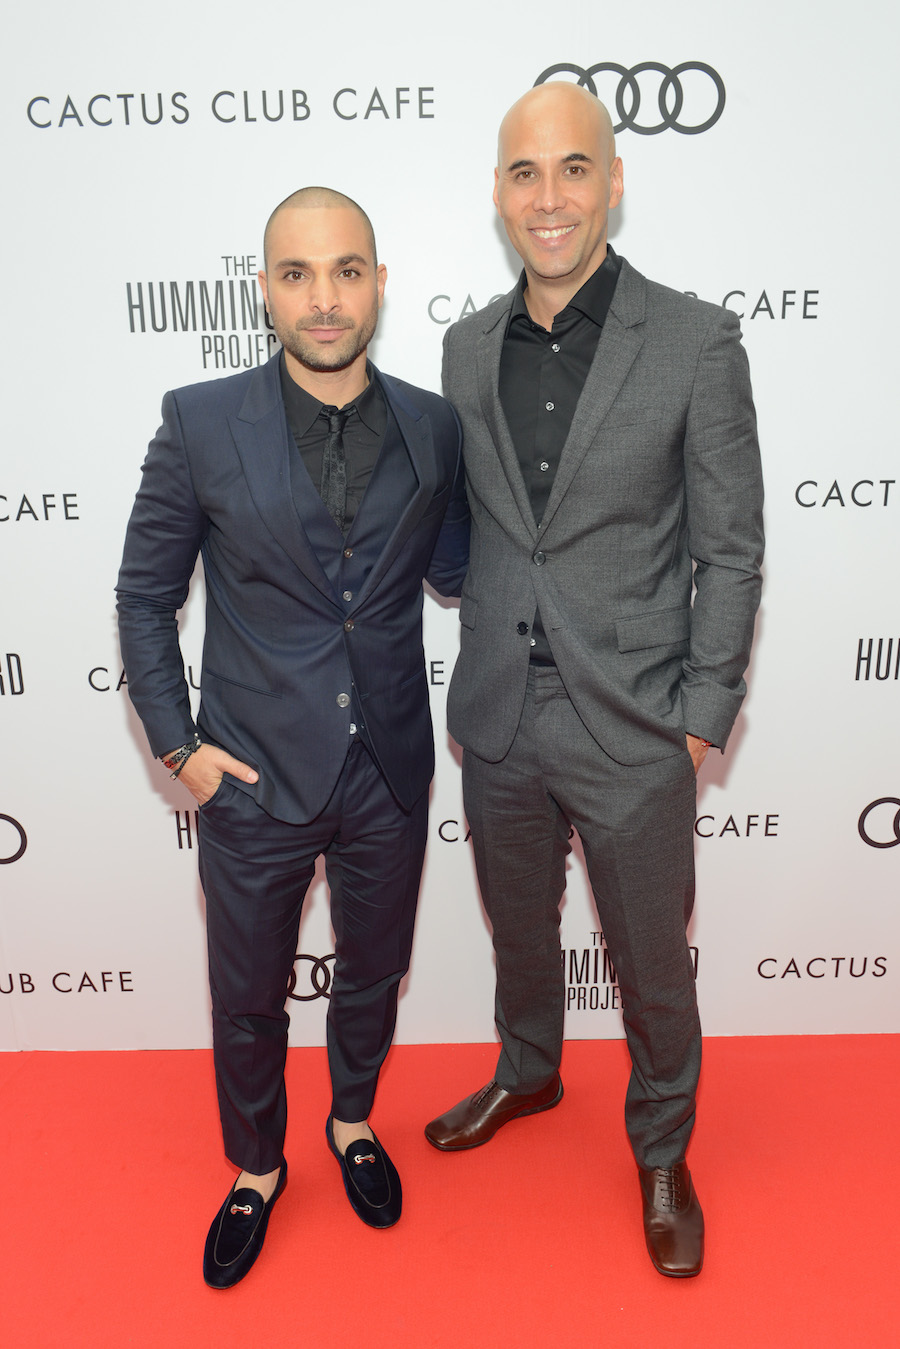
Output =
[{"x1": 277, "y1": 308, "x2": 378, "y2": 373}]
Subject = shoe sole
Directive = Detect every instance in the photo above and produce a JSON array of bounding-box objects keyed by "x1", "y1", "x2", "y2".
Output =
[
  {"x1": 425, "y1": 1080, "x2": 564, "y2": 1152},
  {"x1": 649, "y1": 1260, "x2": 703, "y2": 1279}
]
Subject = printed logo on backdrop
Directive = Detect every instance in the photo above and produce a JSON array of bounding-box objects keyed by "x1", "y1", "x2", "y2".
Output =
[
  {"x1": 126, "y1": 257, "x2": 278, "y2": 373},
  {"x1": 27, "y1": 86, "x2": 435, "y2": 130},
  {"x1": 92, "y1": 661, "x2": 200, "y2": 694},
  {"x1": 427, "y1": 294, "x2": 509, "y2": 326},
  {"x1": 714, "y1": 289, "x2": 818, "y2": 321},
  {"x1": 795, "y1": 479, "x2": 895, "y2": 508},
  {"x1": 534, "y1": 62, "x2": 725, "y2": 135},
  {"x1": 564, "y1": 931, "x2": 699, "y2": 1014},
  {"x1": 695, "y1": 812, "x2": 779, "y2": 839},
  {"x1": 287, "y1": 954, "x2": 336, "y2": 1002},
  {"x1": 1, "y1": 969, "x2": 134, "y2": 995},
  {"x1": 858, "y1": 798, "x2": 900, "y2": 850},
  {"x1": 0, "y1": 493, "x2": 79, "y2": 524},
  {"x1": 855, "y1": 639, "x2": 899, "y2": 682},
  {"x1": 1, "y1": 654, "x2": 24, "y2": 696},
  {"x1": 0, "y1": 815, "x2": 27, "y2": 864},
  {"x1": 428, "y1": 287, "x2": 820, "y2": 326},
  {"x1": 757, "y1": 956, "x2": 887, "y2": 979}
]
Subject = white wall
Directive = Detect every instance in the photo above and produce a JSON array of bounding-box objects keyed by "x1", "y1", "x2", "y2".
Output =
[{"x1": 2, "y1": 0, "x2": 897, "y2": 1050}]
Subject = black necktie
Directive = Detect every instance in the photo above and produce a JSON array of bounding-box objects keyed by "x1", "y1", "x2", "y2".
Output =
[{"x1": 320, "y1": 407, "x2": 349, "y2": 533}]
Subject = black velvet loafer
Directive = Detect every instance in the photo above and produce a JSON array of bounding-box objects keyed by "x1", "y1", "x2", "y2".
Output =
[
  {"x1": 203, "y1": 1159, "x2": 287, "y2": 1289},
  {"x1": 325, "y1": 1118, "x2": 402, "y2": 1228}
]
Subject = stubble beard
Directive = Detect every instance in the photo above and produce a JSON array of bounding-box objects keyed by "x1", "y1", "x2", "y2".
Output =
[{"x1": 278, "y1": 306, "x2": 378, "y2": 373}]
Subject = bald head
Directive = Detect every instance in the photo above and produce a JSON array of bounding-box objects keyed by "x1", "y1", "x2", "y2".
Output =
[
  {"x1": 263, "y1": 186, "x2": 377, "y2": 269},
  {"x1": 498, "y1": 82, "x2": 617, "y2": 171}
]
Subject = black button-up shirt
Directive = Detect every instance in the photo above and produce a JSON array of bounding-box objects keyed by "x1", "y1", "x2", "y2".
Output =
[
  {"x1": 498, "y1": 247, "x2": 622, "y2": 661},
  {"x1": 279, "y1": 354, "x2": 387, "y2": 534}
]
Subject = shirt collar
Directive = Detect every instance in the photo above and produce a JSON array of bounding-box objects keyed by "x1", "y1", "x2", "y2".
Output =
[
  {"x1": 507, "y1": 244, "x2": 622, "y2": 334},
  {"x1": 279, "y1": 353, "x2": 385, "y2": 434}
]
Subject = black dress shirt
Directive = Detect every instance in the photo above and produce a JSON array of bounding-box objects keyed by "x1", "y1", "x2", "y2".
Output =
[
  {"x1": 499, "y1": 247, "x2": 622, "y2": 661},
  {"x1": 279, "y1": 354, "x2": 387, "y2": 535}
]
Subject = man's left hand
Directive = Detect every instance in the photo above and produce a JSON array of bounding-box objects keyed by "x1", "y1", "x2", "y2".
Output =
[{"x1": 685, "y1": 734, "x2": 710, "y2": 775}]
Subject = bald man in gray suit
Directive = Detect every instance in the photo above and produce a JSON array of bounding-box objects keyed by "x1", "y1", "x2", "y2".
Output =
[{"x1": 425, "y1": 83, "x2": 764, "y2": 1278}]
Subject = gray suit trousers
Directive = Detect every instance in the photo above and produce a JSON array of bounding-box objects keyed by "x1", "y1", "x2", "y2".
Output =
[{"x1": 462, "y1": 666, "x2": 701, "y2": 1170}]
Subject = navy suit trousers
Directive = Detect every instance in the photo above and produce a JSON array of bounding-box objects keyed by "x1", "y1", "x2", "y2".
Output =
[{"x1": 198, "y1": 737, "x2": 427, "y2": 1174}]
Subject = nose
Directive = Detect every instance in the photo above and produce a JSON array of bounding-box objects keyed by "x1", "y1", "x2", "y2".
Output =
[
  {"x1": 309, "y1": 276, "x2": 339, "y2": 315},
  {"x1": 532, "y1": 173, "x2": 567, "y2": 216}
]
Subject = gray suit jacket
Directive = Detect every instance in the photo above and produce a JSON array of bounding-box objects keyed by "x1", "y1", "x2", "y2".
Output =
[{"x1": 443, "y1": 256, "x2": 764, "y2": 766}]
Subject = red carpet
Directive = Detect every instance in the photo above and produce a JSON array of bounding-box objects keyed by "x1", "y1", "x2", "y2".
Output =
[{"x1": 3, "y1": 1036, "x2": 897, "y2": 1347}]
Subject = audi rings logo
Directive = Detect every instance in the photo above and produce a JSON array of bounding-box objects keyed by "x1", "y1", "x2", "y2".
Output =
[
  {"x1": 0, "y1": 815, "x2": 27, "y2": 865},
  {"x1": 535, "y1": 62, "x2": 726, "y2": 135},
  {"x1": 858, "y1": 798, "x2": 900, "y2": 850},
  {"x1": 287, "y1": 952, "x2": 336, "y2": 1001}
]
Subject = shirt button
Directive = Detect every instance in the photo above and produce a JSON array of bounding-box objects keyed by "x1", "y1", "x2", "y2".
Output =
[
  {"x1": 343, "y1": 547, "x2": 353, "y2": 558},
  {"x1": 342, "y1": 590, "x2": 353, "y2": 602},
  {"x1": 545, "y1": 402, "x2": 555, "y2": 411},
  {"x1": 336, "y1": 693, "x2": 350, "y2": 708},
  {"x1": 533, "y1": 551, "x2": 546, "y2": 566},
  {"x1": 516, "y1": 621, "x2": 529, "y2": 635},
  {"x1": 530, "y1": 638, "x2": 536, "y2": 647},
  {"x1": 344, "y1": 619, "x2": 354, "y2": 632},
  {"x1": 551, "y1": 343, "x2": 560, "y2": 353},
  {"x1": 540, "y1": 461, "x2": 549, "y2": 472}
]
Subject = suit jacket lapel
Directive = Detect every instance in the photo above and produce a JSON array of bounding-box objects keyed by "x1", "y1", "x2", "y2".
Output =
[
  {"x1": 476, "y1": 298, "x2": 539, "y2": 544},
  {"x1": 539, "y1": 260, "x2": 646, "y2": 533},
  {"x1": 227, "y1": 354, "x2": 338, "y2": 605},
  {"x1": 353, "y1": 369, "x2": 436, "y2": 605}
]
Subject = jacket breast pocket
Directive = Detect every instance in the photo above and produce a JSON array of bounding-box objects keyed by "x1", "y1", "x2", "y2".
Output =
[{"x1": 615, "y1": 607, "x2": 691, "y2": 653}]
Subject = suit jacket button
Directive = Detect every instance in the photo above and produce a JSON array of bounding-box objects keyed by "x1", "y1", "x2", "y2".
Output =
[
  {"x1": 533, "y1": 551, "x2": 546, "y2": 566},
  {"x1": 343, "y1": 547, "x2": 353, "y2": 558},
  {"x1": 516, "y1": 621, "x2": 529, "y2": 635},
  {"x1": 336, "y1": 693, "x2": 350, "y2": 708},
  {"x1": 344, "y1": 619, "x2": 354, "y2": 632}
]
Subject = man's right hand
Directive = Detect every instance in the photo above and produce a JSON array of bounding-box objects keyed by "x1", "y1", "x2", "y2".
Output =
[{"x1": 167, "y1": 743, "x2": 259, "y2": 805}]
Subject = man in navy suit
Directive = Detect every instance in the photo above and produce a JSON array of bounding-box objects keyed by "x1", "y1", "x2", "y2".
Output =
[{"x1": 117, "y1": 187, "x2": 468, "y2": 1287}]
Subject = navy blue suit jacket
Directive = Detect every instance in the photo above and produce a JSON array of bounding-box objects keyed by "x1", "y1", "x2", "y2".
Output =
[{"x1": 117, "y1": 352, "x2": 469, "y2": 823}]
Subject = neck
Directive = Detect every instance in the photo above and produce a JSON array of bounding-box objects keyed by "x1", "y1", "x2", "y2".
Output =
[
  {"x1": 522, "y1": 244, "x2": 608, "y2": 331},
  {"x1": 283, "y1": 349, "x2": 369, "y2": 408}
]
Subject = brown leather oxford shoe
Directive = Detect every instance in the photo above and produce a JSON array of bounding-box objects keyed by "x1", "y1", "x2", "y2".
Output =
[
  {"x1": 638, "y1": 1161, "x2": 704, "y2": 1277},
  {"x1": 424, "y1": 1076, "x2": 563, "y2": 1150}
]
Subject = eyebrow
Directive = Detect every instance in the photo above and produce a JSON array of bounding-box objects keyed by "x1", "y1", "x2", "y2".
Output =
[
  {"x1": 275, "y1": 253, "x2": 370, "y2": 270},
  {"x1": 505, "y1": 151, "x2": 594, "y2": 174}
]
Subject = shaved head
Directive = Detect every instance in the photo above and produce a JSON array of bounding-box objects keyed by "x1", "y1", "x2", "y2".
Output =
[
  {"x1": 498, "y1": 82, "x2": 617, "y2": 170},
  {"x1": 263, "y1": 186, "x2": 377, "y2": 269}
]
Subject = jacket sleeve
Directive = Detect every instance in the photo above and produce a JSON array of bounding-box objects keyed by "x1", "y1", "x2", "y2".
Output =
[
  {"x1": 115, "y1": 391, "x2": 209, "y2": 758},
  {"x1": 425, "y1": 400, "x2": 470, "y2": 597},
  {"x1": 680, "y1": 307, "x2": 765, "y2": 747}
]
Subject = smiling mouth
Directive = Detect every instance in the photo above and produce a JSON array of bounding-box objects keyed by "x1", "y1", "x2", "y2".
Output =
[{"x1": 531, "y1": 225, "x2": 576, "y2": 239}]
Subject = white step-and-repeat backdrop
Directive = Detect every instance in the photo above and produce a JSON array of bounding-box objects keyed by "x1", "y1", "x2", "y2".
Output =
[{"x1": 2, "y1": 1, "x2": 897, "y2": 1051}]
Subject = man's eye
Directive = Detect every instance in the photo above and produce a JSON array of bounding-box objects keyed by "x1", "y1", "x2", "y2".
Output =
[
  {"x1": 286, "y1": 270, "x2": 305, "y2": 281},
  {"x1": 339, "y1": 269, "x2": 359, "y2": 278}
]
